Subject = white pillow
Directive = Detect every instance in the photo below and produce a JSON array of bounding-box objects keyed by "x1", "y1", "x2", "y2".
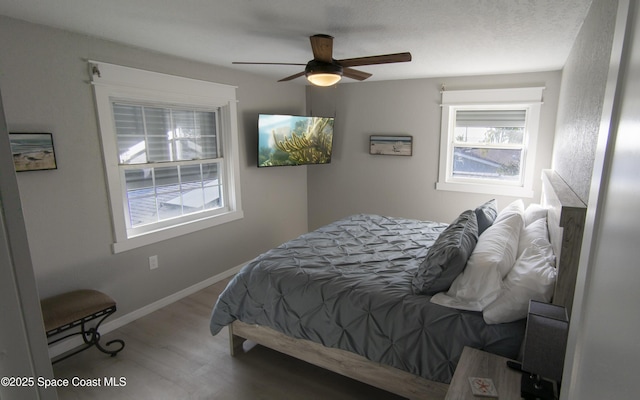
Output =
[
  {"x1": 430, "y1": 213, "x2": 523, "y2": 312},
  {"x1": 483, "y1": 238, "x2": 556, "y2": 324},
  {"x1": 493, "y1": 199, "x2": 525, "y2": 225},
  {"x1": 517, "y1": 217, "x2": 550, "y2": 258},
  {"x1": 524, "y1": 203, "x2": 548, "y2": 226}
]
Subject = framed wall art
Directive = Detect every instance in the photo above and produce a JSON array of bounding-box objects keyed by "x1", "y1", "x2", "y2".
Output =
[
  {"x1": 9, "y1": 133, "x2": 58, "y2": 172},
  {"x1": 369, "y1": 135, "x2": 413, "y2": 156}
]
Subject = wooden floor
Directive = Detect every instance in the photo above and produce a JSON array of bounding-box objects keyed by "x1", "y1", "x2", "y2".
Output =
[{"x1": 53, "y1": 277, "x2": 406, "y2": 400}]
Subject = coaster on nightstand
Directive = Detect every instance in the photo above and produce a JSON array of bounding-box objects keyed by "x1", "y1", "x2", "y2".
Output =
[{"x1": 468, "y1": 377, "x2": 498, "y2": 398}]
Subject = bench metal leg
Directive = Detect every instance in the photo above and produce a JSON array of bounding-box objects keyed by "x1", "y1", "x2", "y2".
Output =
[{"x1": 49, "y1": 306, "x2": 125, "y2": 364}]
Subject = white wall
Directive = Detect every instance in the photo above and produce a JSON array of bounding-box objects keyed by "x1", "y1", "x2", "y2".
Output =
[
  {"x1": 306, "y1": 72, "x2": 561, "y2": 229},
  {"x1": 0, "y1": 88, "x2": 56, "y2": 400},
  {"x1": 0, "y1": 16, "x2": 308, "y2": 318},
  {"x1": 561, "y1": 0, "x2": 640, "y2": 398}
]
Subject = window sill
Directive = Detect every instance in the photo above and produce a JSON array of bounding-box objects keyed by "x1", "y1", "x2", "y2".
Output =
[
  {"x1": 436, "y1": 181, "x2": 534, "y2": 198},
  {"x1": 111, "y1": 209, "x2": 244, "y2": 253}
]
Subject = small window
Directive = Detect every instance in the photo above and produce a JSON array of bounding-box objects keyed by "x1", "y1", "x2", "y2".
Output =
[
  {"x1": 91, "y1": 62, "x2": 243, "y2": 253},
  {"x1": 437, "y1": 87, "x2": 544, "y2": 197}
]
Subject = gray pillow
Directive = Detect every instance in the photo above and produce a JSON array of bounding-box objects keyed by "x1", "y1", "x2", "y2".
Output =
[
  {"x1": 412, "y1": 210, "x2": 479, "y2": 295},
  {"x1": 475, "y1": 199, "x2": 497, "y2": 235}
]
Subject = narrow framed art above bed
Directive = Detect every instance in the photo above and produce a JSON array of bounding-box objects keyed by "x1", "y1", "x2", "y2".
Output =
[{"x1": 210, "y1": 169, "x2": 586, "y2": 400}]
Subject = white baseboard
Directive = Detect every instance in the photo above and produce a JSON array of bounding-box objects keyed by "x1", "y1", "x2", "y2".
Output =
[{"x1": 48, "y1": 263, "x2": 244, "y2": 359}]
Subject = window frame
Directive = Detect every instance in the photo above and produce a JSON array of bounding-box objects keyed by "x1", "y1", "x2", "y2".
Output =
[
  {"x1": 436, "y1": 87, "x2": 544, "y2": 198},
  {"x1": 90, "y1": 61, "x2": 243, "y2": 253}
]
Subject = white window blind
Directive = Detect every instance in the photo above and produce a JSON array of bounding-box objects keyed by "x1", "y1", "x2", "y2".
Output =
[
  {"x1": 113, "y1": 103, "x2": 220, "y2": 163},
  {"x1": 455, "y1": 109, "x2": 526, "y2": 128}
]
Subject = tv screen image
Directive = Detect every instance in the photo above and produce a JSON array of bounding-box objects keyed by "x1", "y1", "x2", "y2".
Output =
[{"x1": 258, "y1": 114, "x2": 334, "y2": 167}]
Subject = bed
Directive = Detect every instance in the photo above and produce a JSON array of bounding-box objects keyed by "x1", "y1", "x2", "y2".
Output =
[{"x1": 209, "y1": 169, "x2": 586, "y2": 399}]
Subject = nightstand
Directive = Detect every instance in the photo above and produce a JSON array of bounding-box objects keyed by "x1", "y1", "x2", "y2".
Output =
[{"x1": 445, "y1": 346, "x2": 522, "y2": 399}]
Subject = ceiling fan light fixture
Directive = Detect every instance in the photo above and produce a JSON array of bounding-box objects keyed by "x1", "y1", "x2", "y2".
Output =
[
  {"x1": 305, "y1": 61, "x2": 343, "y2": 86},
  {"x1": 307, "y1": 73, "x2": 342, "y2": 86}
]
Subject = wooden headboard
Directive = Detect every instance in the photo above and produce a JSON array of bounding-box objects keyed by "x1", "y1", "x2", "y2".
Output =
[{"x1": 541, "y1": 169, "x2": 587, "y2": 317}]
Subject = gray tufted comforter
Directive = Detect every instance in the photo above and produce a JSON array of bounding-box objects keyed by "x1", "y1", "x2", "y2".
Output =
[{"x1": 210, "y1": 214, "x2": 525, "y2": 383}]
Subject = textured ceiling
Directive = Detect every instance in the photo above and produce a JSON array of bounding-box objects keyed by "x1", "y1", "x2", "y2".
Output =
[{"x1": 0, "y1": 0, "x2": 593, "y2": 84}]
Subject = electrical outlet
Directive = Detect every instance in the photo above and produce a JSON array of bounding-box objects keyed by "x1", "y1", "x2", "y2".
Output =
[{"x1": 149, "y1": 255, "x2": 159, "y2": 270}]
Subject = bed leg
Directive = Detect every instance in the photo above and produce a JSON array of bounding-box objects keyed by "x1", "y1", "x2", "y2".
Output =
[{"x1": 228, "y1": 323, "x2": 245, "y2": 356}]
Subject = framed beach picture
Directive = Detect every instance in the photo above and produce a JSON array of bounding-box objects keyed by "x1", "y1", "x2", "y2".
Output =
[
  {"x1": 9, "y1": 133, "x2": 58, "y2": 172},
  {"x1": 369, "y1": 135, "x2": 413, "y2": 156}
]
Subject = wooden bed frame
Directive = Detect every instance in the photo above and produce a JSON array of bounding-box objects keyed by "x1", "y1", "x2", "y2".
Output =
[
  {"x1": 541, "y1": 169, "x2": 587, "y2": 317},
  {"x1": 227, "y1": 169, "x2": 587, "y2": 399}
]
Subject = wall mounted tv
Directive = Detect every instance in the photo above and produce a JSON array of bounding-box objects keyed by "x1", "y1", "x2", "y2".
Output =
[{"x1": 258, "y1": 114, "x2": 334, "y2": 167}]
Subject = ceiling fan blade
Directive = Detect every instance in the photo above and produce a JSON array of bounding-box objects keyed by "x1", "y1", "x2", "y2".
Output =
[
  {"x1": 342, "y1": 67, "x2": 372, "y2": 81},
  {"x1": 278, "y1": 71, "x2": 306, "y2": 82},
  {"x1": 233, "y1": 62, "x2": 306, "y2": 66},
  {"x1": 310, "y1": 34, "x2": 334, "y2": 63},
  {"x1": 337, "y1": 52, "x2": 412, "y2": 67}
]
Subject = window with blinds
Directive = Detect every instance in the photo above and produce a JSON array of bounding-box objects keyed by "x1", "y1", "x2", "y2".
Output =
[
  {"x1": 91, "y1": 61, "x2": 242, "y2": 253},
  {"x1": 437, "y1": 87, "x2": 544, "y2": 197},
  {"x1": 452, "y1": 109, "x2": 526, "y2": 182},
  {"x1": 113, "y1": 103, "x2": 224, "y2": 230}
]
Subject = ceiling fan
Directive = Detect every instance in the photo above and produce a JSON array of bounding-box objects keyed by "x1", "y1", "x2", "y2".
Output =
[{"x1": 233, "y1": 34, "x2": 412, "y2": 86}]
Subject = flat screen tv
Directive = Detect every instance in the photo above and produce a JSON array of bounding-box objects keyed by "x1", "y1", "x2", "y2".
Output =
[{"x1": 258, "y1": 114, "x2": 334, "y2": 167}]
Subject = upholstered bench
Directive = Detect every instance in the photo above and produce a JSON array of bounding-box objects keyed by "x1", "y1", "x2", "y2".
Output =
[{"x1": 40, "y1": 289, "x2": 125, "y2": 364}]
